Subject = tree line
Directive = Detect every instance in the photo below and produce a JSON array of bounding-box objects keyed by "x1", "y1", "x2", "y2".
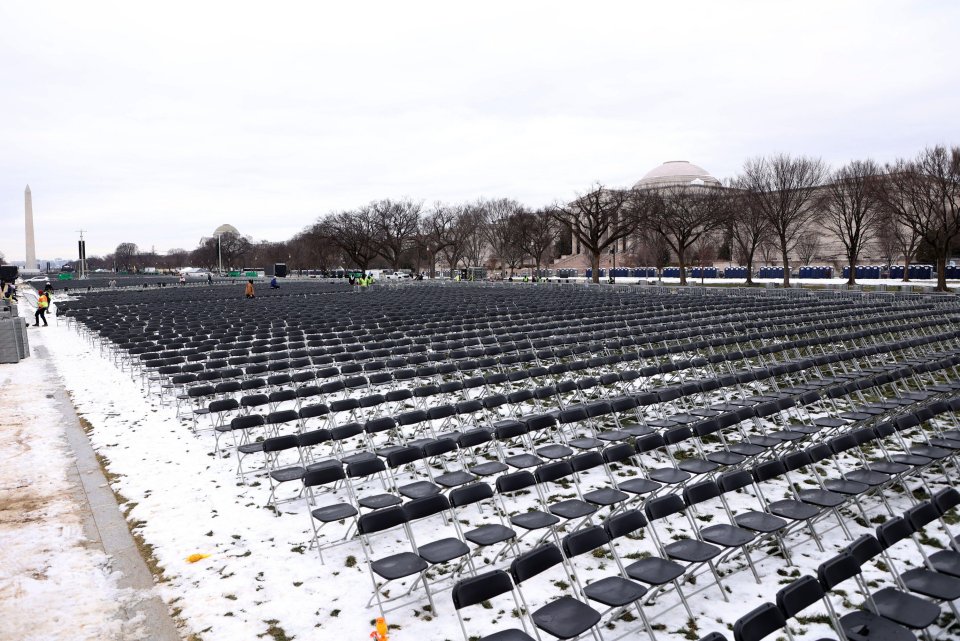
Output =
[{"x1": 86, "y1": 144, "x2": 959, "y2": 290}]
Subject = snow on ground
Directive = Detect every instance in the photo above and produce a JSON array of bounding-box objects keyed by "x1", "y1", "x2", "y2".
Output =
[
  {"x1": 12, "y1": 289, "x2": 960, "y2": 641},
  {"x1": 0, "y1": 330, "x2": 148, "y2": 640}
]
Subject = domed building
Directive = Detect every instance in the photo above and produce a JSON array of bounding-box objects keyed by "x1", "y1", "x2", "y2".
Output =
[
  {"x1": 551, "y1": 160, "x2": 723, "y2": 272},
  {"x1": 213, "y1": 224, "x2": 241, "y2": 236},
  {"x1": 633, "y1": 160, "x2": 722, "y2": 190}
]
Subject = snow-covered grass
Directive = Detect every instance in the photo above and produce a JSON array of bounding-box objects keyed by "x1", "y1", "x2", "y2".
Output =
[
  {"x1": 17, "y1": 294, "x2": 960, "y2": 641},
  {"x1": 0, "y1": 332, "x2": 148, "y2": 641}
]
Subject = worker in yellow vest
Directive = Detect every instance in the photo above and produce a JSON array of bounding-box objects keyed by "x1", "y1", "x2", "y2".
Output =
[{"x1": 34, "y1": 290, "x2": 50, "y2": 327}]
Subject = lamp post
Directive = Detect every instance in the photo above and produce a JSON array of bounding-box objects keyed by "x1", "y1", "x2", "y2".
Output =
[
  {"x1": 610, "y1": 246, "x2": 616, "y2": 284},
  {"x1": 217, "y1": 233, "x2": 223, "y2": 275}
]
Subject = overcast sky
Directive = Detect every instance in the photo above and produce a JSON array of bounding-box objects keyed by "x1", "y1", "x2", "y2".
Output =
[{"x1": 1, "y1": 1, "x2": 958, "y2": 261}]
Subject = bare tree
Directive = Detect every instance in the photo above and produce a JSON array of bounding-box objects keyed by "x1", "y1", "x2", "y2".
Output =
[
  {"x1": 758, "y1": 238, "x2": 779, "y2": 266},
  {"x1": 321, "y1": 209, "x2": 380, "y2": 272},
  {"x1": 794, "y1": 230, "x2": 821, "y2": 266},
  {"x1": 875, "y1": 146, "x2": 960, "y2": 291},
  {"x1": 727, "y1": 186, "x2": 771, "y2": 285},
  {"x1": 218, "y1": 232, "x2": 252, "y2": 269},
  {"x1": 552, "y1": 184, "x2": 650, "y2": 283},
  {"x1": 461, "y1": 203, "x2": 488, "y2": 271},
  {"x1": 371, "y1": 198, "x2": 422, "y2": 270},
  {"x1": 114, "y1": 242, "x2": 138, "y2": 271},
  {"x1": 517, "y1": 207, "x2": 560, "y2": 275},
  {"x1": 423, "y1": 203, "x2": 459, "y2": 278},
  {"x1": 738, "y1": 154, "x2": 828, "y2": 285},
  {"x1": 817, "y1": 159, "x2": 883, "y2": 285},
  {"x1": 628, "y1": 227, "x2": 671, "y2": 271},
  {"x1": 690, "y1": 232, "x2": 718, "y2": 283},
  {"x1": 874, "y1": 209, "x2": 921, "y2": 281},
  {"x1": 478, "y1": 198, "x2": 525, "y2": 277},
  {"x1": 646, "y1": 186, "x2": 728, "y2": 285}
]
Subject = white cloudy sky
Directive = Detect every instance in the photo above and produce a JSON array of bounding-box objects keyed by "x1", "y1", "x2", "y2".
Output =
[{"x1": 1, "y1": 1, "x2": 958, "y2": 261}]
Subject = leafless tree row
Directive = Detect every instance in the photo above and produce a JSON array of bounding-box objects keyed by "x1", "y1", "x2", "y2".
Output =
[{"x1": 81, "y1": 144, "x2": 958, "y2": 290}]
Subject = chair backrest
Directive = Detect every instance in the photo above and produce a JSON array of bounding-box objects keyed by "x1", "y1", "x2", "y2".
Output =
[
  {"x1": 875, "y1": 518, "x2": 912, "y2": 550},
  {"x1": 357, "y1": 505, "x2": 406, "y2": 536},
  {"x1": 570, "y1": 451, "x2": 604, "y2": 473},
  {"x1": 510, "y1": 543, "x2": 564, "y2": 584},
  {"x1": 604, "y1": 508, "x2": 648, "y2": 539},
  {"x1": 297, "y1": 429, "x2": 331, "y2": 447},
  {"x1": 683, "y1": 479, "x2": 722, "y2": 507},
  {"x1": 904, "y1": 501, "x2": 940, "y2": 530},
  {"x1": 602, "y1": 443, "x2": 635, "y2": 465},
  {"x1": 449, "y1": 482, "x2": 494, "y2": 508},
  {"x1": 403, "y1": 494, "x2": 451, "y2": 521},
  {"x1": 347, "y1": 457, "x2": 387, "y2": 478},
  {"x1": 263, "y1": 434, "x2": 299, "y2": 453},
  {"x1": 365, "y1": 417, "x2": 396, "y2": 434},
  {"x1": 775, "y1": 575, "x2": 823, "y2": 618},
  {"x1": 933, "y1": 487, "x2": 960, "y2": 515},
  {"x1": 231, "y1": 414, "x2": 265, "y2": 430},
  {"x1": 817, "y1": 552, "x2": 859, "y2": 590},
  {"x1": 718, "y1": 470, "x2": 753, "y2": 493},
  {"x1": 535, "y1": 461, "x2": 574, "y2": 485},
  {"x1": 452, "y1": 570, "x2": 514, "y2": 610},
  {"x1": 732, "y1": 602, "x2": 785, "y2": 641},
  {"x1": 387, "y1": 446, "x2": 426, "y2": 468},
  {"x1": 645, "y1": 494, "x2": 686, "y2": 521},
  {"x1": 562, "y1": 525, "x2": 610, "y2": 558},
  {"x1": 496, "y1": 470, "x2": 537, "y2": 494},
  {"x1": 303, "y1": 465, "x2": 346, "y2": 488}
]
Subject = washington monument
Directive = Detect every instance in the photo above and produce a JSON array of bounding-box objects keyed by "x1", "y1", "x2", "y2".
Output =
[{"x1": 24, "y1": 184, "x2": 37, "y2": 271}]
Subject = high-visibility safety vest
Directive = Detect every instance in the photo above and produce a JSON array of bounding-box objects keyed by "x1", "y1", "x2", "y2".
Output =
[{"x1": 38, "y1": 294, "x2": 49, "y2": 309}]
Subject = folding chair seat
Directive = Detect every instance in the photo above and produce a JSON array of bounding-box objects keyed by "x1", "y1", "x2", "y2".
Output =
[
  {"x1": 682, "y1": 479, "x2": 761, "y2": 583},
  {"x1": 328, "y1": 397, "x2": 360, "y2": 426},
  {"x1": 823, "y1": 545, "x2": 940, "y2": 633},
  {"x1": 605, "y1": 508, "x2": 696, "y2": 620},
  {"x1": 268, "y1": 389, "x2": 297, "y2": 412},
  {"x1": 560, "y1": 526, "x2": 657, "y2": 641},
  {"x1": 569, "y1": 451, "x2": 628, "y2": 510},
  {"x1": 179, "y1": 383, "x2": 215, "y2": 419},
  {"x1": 643, "y1": 494, "x2": 727, "y2": 599},
  {"x1": 198, "y1": 398, "x2": 240, "y2": 431},
  {"x1": 449, "y1": 483, "x2": 517, "y2": 561},
  {"x1": 262, "y1": 434, "x2": 305, "y2": 506},
  {"x1": 403, "y1": 494, "x2": 475, "y2": 579},
  {"x1": 385, "y1": 446, "x2": 440, "y2": 500},
  {"x1": 346, "y1": 457, "x2": 402, "y2": 510},
  {"x1": 752, "y1": 459, "x2": 832, "y2": 551},
  {"x1": 267, "y1": 373, "x2": 292, "y2": 389},
  {"x1": 875, "y1": 517, "x2": 960, "y2": 608},
  {"x1": 357, "y1": 506, "x2": 437, "y2": 619},
  {"x1": 634, "y1": 433, "x2": 691, "y2": 486},
  {"x1": 495, "y1": 471, "x2": 560, "y2": 544},
  {"x1": 598, "y1": 442, "x2": 661, "y2": 499},
  {"x1": 533, "y1": 461, "x2": 598, "y2": 524},
  {"x1": 510, "y1": 544, "x2": 603, "y2": 641},
  {"x1": 452, "y1": 570, "x2": 536, "y2": 641},
  {"x1": 297, "y1": 429, "x2": 337, "y2": 472}
]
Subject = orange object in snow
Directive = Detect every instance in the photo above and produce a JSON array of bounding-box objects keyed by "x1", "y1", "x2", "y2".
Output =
[
  {"x1": 186, "y1": 553, "x2": 211, "y2": 563},
  {"x1": 370, "y1": 617, "x2": 388, "y2": 641}
]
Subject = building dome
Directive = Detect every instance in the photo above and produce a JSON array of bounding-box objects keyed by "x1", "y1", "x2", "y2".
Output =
[
  {"x1": 634, "y1": 160, "x2": 721, "y2": 189},
  {"x1": 213, "y1": 224, "x2": 240, "y2": 236}
]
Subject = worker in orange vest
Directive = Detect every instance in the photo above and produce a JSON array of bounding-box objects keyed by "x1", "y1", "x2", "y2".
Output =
[{"x1": 34, "y1": 290, "x2": 50, "y2": 326}]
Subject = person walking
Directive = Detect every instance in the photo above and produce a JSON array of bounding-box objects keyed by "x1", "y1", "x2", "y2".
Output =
[
  {"x1": 207, "y1": 273, "x2": 213, "y2": 285},
  {"x1": 244, "y1": 279, "x2": 255, "y2": 298},
  {"x1": 34, "y1": 289, "x2": 49, "y2": 326}
]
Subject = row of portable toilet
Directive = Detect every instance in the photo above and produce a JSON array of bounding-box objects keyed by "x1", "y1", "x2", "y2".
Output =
[
  {"x1": 757, "y1": 266, "x2": 785, "y2": 279},
  {"x1": 889, "y1": 265, "x2": 934, "y2": 279},
  {"x1": 797, "y1": 266, "x2": 834, "y2": 279},
  {"x1": 841, "y1": 265, "x2": 884, "y2": 279}
]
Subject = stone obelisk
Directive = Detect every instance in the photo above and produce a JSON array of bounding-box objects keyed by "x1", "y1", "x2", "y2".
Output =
[{"x1": 24, "y1": 185, "x2": 37, "y2": 271}]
